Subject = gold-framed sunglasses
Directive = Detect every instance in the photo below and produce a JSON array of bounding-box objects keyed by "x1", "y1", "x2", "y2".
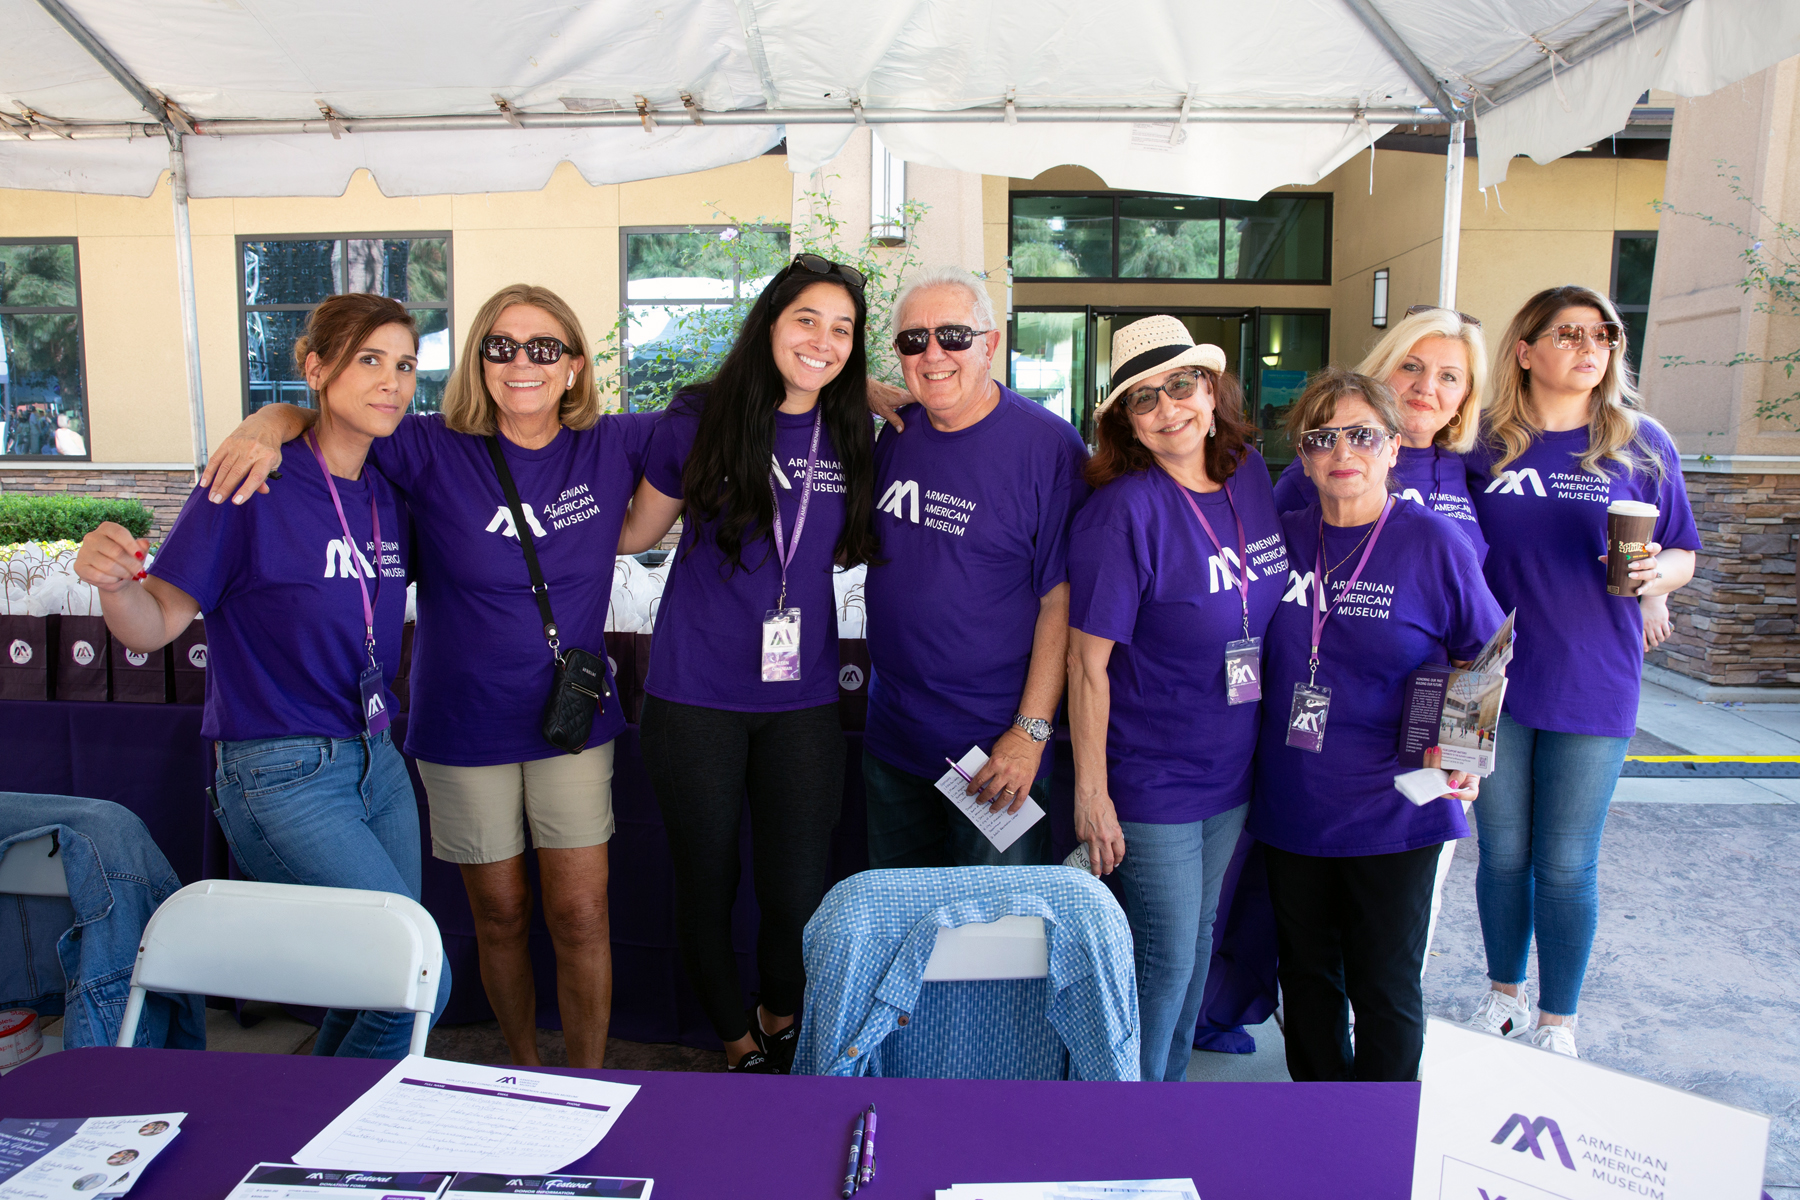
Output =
[{"x1": 1536, "y1": 321, "x2": 1623, "y2": 351}]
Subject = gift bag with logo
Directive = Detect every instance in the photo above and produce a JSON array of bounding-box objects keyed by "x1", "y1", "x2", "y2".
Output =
[
  {"x1": 54, "y1": 615, "x2": 109, "y2": 701},
  {"x1": 0, "y1": 614, "x2": 51, "y2": 700},
  {"x1": 837, "y1": 638, "x2": 870, "y2": 732},
  {"x1": 391, "y1": 622, "x2": 415, "y2": 713},
  {"x1": 110, "y1": 638, "x2": 170, "y2": 703},
  {"x1": 172, "y1": 618, "x2": 208, "y2": 705}
]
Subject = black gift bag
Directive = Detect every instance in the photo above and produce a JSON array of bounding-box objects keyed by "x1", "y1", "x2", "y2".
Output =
[
  {"x1": 837, "y1": 638, "x2": 870, "y2": 732},
  {"x1": 172, "y1": 618, "x2": 208, "y2": 705},
  {"x1": 54, "y1": 615, "x2": 109, "y2": 701},
  {"x1": 110, "y1": 638, "x2": 171, "y2": 703},
  {"x1": 391, "y1": 622, "x2": 415, "y2": 713},
  {"x1": 0, "y1": 614, "x2": 52, "y2": 701}
]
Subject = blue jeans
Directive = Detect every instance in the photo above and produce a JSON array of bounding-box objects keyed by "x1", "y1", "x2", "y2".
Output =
[
  {"x1": 1114, "y1": 805, "x2": 1248, "y2": 1082},
  {"x1": 212, "y1": 731, "x2": 452, "y2": 1058},
  {"x1": 1473, "y1": 713, "x2": 1628, "y2": 1016},
  {"x1": 863, "y1": 752, "x2": 1052, "y2": 868}
]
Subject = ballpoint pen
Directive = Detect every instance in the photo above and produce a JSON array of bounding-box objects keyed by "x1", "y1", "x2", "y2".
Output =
[
  {"x1": 841, "y1": 1109, "x2": 865, "y2": 1198},
  {"x1": 858, "y1": 1104, "x2": 877, "y2": 1187}
]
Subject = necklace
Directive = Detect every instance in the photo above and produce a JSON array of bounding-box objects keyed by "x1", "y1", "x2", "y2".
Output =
[{"x1": 1323, "y1": 521, "x2": 1376, "y2": 581}]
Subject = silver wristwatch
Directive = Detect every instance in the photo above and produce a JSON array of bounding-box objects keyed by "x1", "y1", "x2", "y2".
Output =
[{"x1": 1012, "y1": 713, "x2": 1053, "y2": 742}]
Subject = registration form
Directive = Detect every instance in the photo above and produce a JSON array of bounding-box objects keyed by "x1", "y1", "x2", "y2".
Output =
[
  {"x1": 934, "y1": 746, "x2": 1046, "y2": 853},
  {"x1": 293, "y1": 1058, "x2": 639, "y2": 1175},
  {"x1": 223, "y1": 1164, "x2": 451, "y2": 1199}
]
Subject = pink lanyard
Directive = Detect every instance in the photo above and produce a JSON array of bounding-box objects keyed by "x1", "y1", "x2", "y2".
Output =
[
  {"x1": 1170, "y1": 472, "x2": 1251, "y2": 641},
  {"x1": 1307, "y1": 497, "x2": 1394, "y2": 685},
  {"x1": 306, "y1": 432, "x2": 382, "y2": 668},
  {"x1": 767, "y1": 409, "x2": 823, "y2": 611}
]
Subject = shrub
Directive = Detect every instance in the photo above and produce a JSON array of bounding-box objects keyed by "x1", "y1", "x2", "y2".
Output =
[{"x1": 0, "y1": 494, "x2": 155, "y2": 544}]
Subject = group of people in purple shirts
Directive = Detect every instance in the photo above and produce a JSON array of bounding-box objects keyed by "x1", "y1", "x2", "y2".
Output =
[{"x1": 72, "y1": 254, "x2": 1697, "y2": 1084}]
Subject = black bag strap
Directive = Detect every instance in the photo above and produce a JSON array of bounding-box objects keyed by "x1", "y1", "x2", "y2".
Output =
[{"x1": 484, "y1": 435, "x2": 560, "y2": 656}]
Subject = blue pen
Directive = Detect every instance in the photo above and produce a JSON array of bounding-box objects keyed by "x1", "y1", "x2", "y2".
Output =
[
  {"x1": 858, "y1": 1104, "x2": 877, "y2": 1187},
  {"x1": 841, "y1": 1110, "x2": 864, "y2": 1198}
]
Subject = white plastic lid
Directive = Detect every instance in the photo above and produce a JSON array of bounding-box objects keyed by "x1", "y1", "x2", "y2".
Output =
[{"x1": 1607, "y1": 500, "x2": 1658, "y2": 517}]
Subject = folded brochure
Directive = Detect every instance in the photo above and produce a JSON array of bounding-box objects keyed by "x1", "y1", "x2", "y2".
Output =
[
  {"x1": 0, "y1": 1114, "x2": 184, "y2": 1200},
  {"x1": 225, "y1": 1167, "x2": 652, "y2": 1199},
  {"x1": 1397, "y1": 610, "x2": 1515, "y2": 778}
]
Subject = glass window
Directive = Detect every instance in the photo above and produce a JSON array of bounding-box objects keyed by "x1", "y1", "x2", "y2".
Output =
[
  {"x1": 1011, "y1": 197, "x2": 1114, "y2": 278},
  {"x1": 1611, "y1": 232, "x2": 1656, "y2": 377},
  {"x1": 1255, "y1": 312, "x2": 1330, "y2": 467},
  {"x1": 1009, "y1": 311, "x2": 1086, "y2": 427},
  {"x1": 0, "y1": 241, "x2": 88, "y2": 460},
  {"x1": 1224, "y1": 197, "x2": 1330, "y2": 281},
  {"x1": 1118, "y1": 197, "x2": 1221, "y2": 279},
  {"x1": 240, "y1": 235, "x2": 452, "y2": 415}
]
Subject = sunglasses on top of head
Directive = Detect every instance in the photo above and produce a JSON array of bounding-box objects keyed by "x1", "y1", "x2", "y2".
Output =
[
  {"x1": 1535, "y1": 322, "x2": 1623, "y2": 351},
  {"x1": 786, "y1": 253, "x2": 866, "y2": 292},
  {"x1": 1298, "y1": 425, "x2": 1393, "y2": 458},
  {"x1": 481, "y1": 334, "x2": 575, "y2": 366},
  {"x1": 1404, "y1": 303, "x2": 1481, "y2": 328}
]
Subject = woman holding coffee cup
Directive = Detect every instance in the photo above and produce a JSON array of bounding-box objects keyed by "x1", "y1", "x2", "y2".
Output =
[{"x1": 1462, "y1": 284, "x2": 1698, "y2": 1057}]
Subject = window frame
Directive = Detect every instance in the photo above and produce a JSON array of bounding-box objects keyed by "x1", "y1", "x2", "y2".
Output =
[
  {"x1": 1609, "y1": 230, "x2": 1657, "y2": 378},
  {"x1": 235, "y1": 231, "x2": 454, "y2": 418},
  {"x1": 1009, "y1": 190, "x2": 1334, "y2": 285},
  {"x1": 0, "y1": 236, "x2": 91, "y2": 463}
]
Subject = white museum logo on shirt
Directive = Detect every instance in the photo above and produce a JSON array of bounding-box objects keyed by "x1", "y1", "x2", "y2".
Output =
[
  {"x1": 878, "y1": 478, "x2": 919, "y2": 522},
  {"x1": 1208, "y1": 547, "x2": 1257, "y2": 593},
  {"x1": 324, "y1": 536, "x2": 377, "y2": 579},
  {"x1": 1399, "y1": 487, "x2": 1426, "y2": 505},
  {"x1": 1483, "y1": 468, "x2": 1548, "y2": 497},
  {"x1": 1282, "y1": 568, "x2": 1317, "y2": 606},
  {"x1": 777, "y1": 453, "x2": 846, "y2": 495},
  {"x1": 1280, "y1": 569, "x2": 1393, "y2": 619},
  {"x1": 880, "y1": 478, "x2": 978, "y2": 537},
  {"x1": 486, "y1": 502, "x2": 549, "y2": 540}
]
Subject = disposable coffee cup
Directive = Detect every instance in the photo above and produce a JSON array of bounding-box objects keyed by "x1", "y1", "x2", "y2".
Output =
[{"x1": 1606, "y1": 500, "x2": 1659, "y2": 596}]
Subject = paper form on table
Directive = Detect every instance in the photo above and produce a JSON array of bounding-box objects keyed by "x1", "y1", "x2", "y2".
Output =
[
  {"x1": 222, "y1": 1164, "x2": 452, "y2": 1199},
  {"x1": 934, "y1": 746, "x2": 1046, "y2": 853}
]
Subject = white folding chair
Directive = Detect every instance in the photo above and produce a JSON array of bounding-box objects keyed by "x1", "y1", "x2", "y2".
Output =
[
  {"x1": 0, "y1": 834, "x2": 69, "y2": 897},
  {"x1": 116, "y1": 879, "x2": 443, "y2": 1057}
]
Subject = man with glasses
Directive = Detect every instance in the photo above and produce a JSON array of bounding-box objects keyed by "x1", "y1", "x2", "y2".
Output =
[{"x1": 861, "y1": 266, "x2": 1090, "y2": 868}]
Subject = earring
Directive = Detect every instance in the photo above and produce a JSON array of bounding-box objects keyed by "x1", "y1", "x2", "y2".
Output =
[
  {"x1": 1207, "y1": 421, "x2": 1217, "y2": 438},
  {"x1": 567, "y1": 371, "x2": 575, "y2": 388},
  {"x1": 1447, "y1": 410, "x2": 1462, "y2": 430}
]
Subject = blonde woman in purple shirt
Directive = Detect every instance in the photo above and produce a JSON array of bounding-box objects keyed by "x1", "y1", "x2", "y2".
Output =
[{"x1": 1463, "y1": 285, "x2": 1699, "y2": 1057}]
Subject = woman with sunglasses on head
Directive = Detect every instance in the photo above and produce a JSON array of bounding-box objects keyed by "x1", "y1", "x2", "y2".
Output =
[
  {"x1": 75, "y1": 293, "x2": 450, "y2": 1057},
  {"x1": 200, "y1": 284, "x2": 657, "y2": 1070},
  {"x1": 1460, "y1": 285, "x2": 1697, "y2": 1057},
  {"x1": 1251, "y1": 367, "x2": 1504, "y2": 1083},
  {"x1": 1273, "y1": 305, "x2": 1489, "y2": 559},
  {"x1": 615, "y1": 255, "x2": 877, "y2": 1073},
  {"x1": 1065, "y1": 316, "x2": 1287, "y2": 1082}
]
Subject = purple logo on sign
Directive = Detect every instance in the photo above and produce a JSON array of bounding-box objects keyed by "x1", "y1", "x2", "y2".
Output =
[{"x1": 1491, "y1": 1114, "x2": 1576, "y2": 1169}]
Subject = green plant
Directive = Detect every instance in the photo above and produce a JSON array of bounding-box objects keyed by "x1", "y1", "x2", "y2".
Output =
[
  {"x1": 0, "y1": 494, "x2": 154, "y2": 544},
  {"x1": 592, "y1": 188, "x2": 934, "y2": 412},
  {"x1": 1652, "y1": 162, "x2": 1800, "y2": 424}
]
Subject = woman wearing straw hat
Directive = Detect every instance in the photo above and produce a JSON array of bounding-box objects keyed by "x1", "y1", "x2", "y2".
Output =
[{"x1": 1066, "y1": 315, "x2": 1289, "y2": 1082}]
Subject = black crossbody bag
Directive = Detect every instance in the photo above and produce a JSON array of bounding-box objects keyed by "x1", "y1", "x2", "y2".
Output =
[{"x1": 484, "y1": 436, "x2": 611, "y2": 755}]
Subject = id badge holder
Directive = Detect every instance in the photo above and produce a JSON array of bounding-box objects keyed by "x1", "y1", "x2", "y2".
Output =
[
  {"x1": 1224, "y1": 637, "x2": 1263, "y2": 705},
  {"x1": 1286, "y1": 683, "x2": 1331, "y2": 753},
  {"x1": 761, "y1": 608, "x2": 802, "y2": 682},
  {"x1": 359, "y1": 662, "x2": 391, "y2": 736}
]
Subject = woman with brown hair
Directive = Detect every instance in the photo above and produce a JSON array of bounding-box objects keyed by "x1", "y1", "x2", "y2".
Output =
[
  {"x1": 199, "y1": 283, "x2": 655, "y2": 1069},
  {"x1": 75, "y1": 292, "x2": 449, "y2": 1058},
  {"x1": 1065, "y1": 315, "x2": 1288, "y2": 1081}
]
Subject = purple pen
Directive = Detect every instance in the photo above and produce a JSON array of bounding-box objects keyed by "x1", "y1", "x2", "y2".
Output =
[
  {"x1": 944, "y1": 756, "x2": 974, "y2": 784},
  {"x1": 858, "y1": 1104, "x2": 877, "y2": 1186},
  {"x1": 841, "y1": 1110, "x2": 864, "y2": 1198}
]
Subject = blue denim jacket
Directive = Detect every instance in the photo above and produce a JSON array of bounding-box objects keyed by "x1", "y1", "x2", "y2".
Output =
[{"x1": 0, "y1": 793, "x2": 206, "y2": 1049}]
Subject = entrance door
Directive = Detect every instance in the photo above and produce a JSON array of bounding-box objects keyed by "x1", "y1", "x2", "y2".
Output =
[{"x1": 1089, "y1": 308, "x2": 1252, "y2": 442}]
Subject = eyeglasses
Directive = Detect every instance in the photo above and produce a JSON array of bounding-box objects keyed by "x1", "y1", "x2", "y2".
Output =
[
  {"x1": 1298, "y1": 425, "x2": 1393, "y2": 458},
  {"x1": 1404, "y1": 304, "x2": 1481, "y2": 328},
  {"x1": 787, "y1": 253, "x2": 866, "y2": 291},
  {"x1": 481, "y1": 334, "x2": 574, "y2": 366},
  {"x1": 1122, "y1": 370, "x2": 1202, "y2": 416},
  {"x1": 1537, "y1": 322, "x2": 1623, "y2": 350},
  {"x1": 894, "y1": 325, "x2": 995, "y2": 356}
]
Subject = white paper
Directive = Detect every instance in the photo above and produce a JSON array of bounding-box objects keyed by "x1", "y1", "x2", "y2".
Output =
[
  {"x1": 934, "y1": 746, "x2": 1046, "y2": 853},
  {"x1": 1411, "y1": 1020, "x2": 1769, "y2": 1200},
  {"x1": 293, "y1": 1057, "x2": 639, "y2": 1175},
  {"x1": 444, "y1": 1173, "x2": 653, "y2": 1197},
  {"x1": 1394, "y1": 768, "x2": 1454, "y2": 807},
  {"x1": 223, "y1": 1164, "x2": 451, "y2": 1199},
  {"x1": 942, "y1": 1181, "x2": 1201, "y2": 1200},
  {"x1": 0, "y1": 1113, "x2": 184, "y2": 1200}
]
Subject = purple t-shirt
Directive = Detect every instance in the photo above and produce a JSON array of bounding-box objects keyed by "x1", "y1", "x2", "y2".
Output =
[
  {"x1": 864, "y1": 385, "x2": 1090, "y2": 780},
  {"x1": 642, "y1": 391, "x2": 850, "y2": 711},
  {"x1": 152, "y1": 460, "x2": 409, "y2": 743},
  {"x1": 1068, "y1": 451, "x2": 1289, "y2": 824},
  {"x1": 1273, "y1": 445, "x2": 1487, "y2": 560},
  {"x1": 369, "y1": 411, "x2": 655, "y2": 766},
  {"x1": 1250, "y1": 499, "x2": 1504, "y2": 857},
  {"x1": 1466, "y1": 421, "x2": 1700, "y2": 739}
]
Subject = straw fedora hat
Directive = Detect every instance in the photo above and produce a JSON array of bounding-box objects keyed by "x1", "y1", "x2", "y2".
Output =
[{"x1": 1099, "y1": 315, "x2": 1227, "y2": 412}]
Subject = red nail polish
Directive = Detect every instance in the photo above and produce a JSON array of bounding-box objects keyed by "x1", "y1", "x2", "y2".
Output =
[
  {"x1": 135, "y1": 551, "x2": 145, "y2": 560},
  {"x1": 134, "y1": 571, "x2": 147, "y2": 581}
]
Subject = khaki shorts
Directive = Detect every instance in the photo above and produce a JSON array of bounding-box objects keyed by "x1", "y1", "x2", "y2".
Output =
[{"x1": 417, "y1": 742, "x2": 616, "y2": 864}]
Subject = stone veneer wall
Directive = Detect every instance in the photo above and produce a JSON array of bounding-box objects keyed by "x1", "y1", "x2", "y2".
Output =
[
  {"x1": 1649, "y1": 471, "x2": 1800, "y2": 687},
  {"x1": 0, "y1": 470, "x2": 195, "y2": 539}
]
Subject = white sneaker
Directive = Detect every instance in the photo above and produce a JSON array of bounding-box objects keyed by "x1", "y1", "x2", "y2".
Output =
[
  {"x1": 1465, "y1": 987, "x2": 1532, "y2": 1039},
  {"x1": 1528, "y1": 1023, "x2": 1579, "y2": 1057}
]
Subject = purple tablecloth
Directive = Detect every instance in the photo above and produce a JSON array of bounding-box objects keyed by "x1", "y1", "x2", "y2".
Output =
[{"x1": 0, "y1": 1048, "x2": 1420, "y2": 1199}]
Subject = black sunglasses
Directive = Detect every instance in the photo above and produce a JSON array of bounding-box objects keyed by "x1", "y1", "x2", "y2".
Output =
[
  {"x1": 894, "y1": 325, "x2": 995, "y2": 356},
  {"x1": 481, "y1": 334, "x2": 574, "y2": 366},
  {"x1": 1404, "y1": 304, "x2": 1481, "y2": 328},
  {"x1": 787, "y1": 253, "x2": 866, "y2": 291}
]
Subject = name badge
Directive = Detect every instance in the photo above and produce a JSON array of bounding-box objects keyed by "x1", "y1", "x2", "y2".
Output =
[
  {"x1": 359, "y1": 663, "x2": 391, "y2": 736},
  {"x1": 761, "y1": 608, "x2": 802, "y2": 682},
  {"x1": 1224, "y1": 637, "x2": 1263, "y2": 705},
  {"x1": 1286, "y1": 683, "x2": 1331, "y2": 753}
]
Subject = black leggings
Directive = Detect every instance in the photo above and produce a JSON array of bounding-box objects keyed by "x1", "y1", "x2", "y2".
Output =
[{"x1": 639, "y1": 694, "x2": 845, "y2": 1044}]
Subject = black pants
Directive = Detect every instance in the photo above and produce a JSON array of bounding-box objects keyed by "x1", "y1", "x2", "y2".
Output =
[
  {"x1": 1264, "y1": 842, "x2": 1442, "y2": 1082},
  {"x1": 639, "y1": 694, "x2": 845, "y2": 1044}
]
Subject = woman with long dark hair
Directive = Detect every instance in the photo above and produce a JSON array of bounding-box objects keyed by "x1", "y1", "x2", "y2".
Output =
[{"x1": 619, "y1": 254, "x2": 879, "y2": 1072}]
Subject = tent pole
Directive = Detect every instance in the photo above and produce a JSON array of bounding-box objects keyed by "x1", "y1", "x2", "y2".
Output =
[
  {"x1": 168, "y1": 139, "x2": 208, "y2": 471},
  {"x1": 1438, "y1": 121, "x2": 1466, "y2": 309}
]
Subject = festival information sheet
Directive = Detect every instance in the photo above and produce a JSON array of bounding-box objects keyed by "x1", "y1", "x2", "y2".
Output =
[
  {"x1": 0, "y1": 1114, "x2": 184, "y2": 1200},
  {"x1": 934, "y1": 746, "x2": 1046, "y2": 853},
  {"x1": 223, "y1": 1164, "x2": 452, "y2": 1199},
  {"x1": 444, "y1": 1174, "x2": 653, "y2": 1197},
  {"x1": 938, "y1": 1182, "x2": 1201, "y2": 1200},
  {"x1": 293, "y1": 1057, "x2": 639, "y2": 1175}
]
